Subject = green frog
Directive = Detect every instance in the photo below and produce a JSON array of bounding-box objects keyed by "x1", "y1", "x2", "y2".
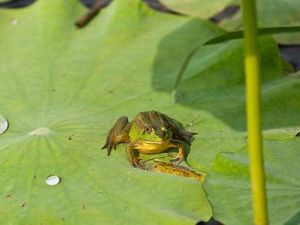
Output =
[{"x1": 102, "y1": 111, "x2": 196, "y2": 168}]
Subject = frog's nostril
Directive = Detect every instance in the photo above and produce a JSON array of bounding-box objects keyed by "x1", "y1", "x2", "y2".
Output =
[{"x1": 162, "y1": 130, "x2": 169, "y2": 138}]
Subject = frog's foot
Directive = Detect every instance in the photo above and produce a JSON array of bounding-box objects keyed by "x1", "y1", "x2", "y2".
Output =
[
  {"x1": 102, "y1": 137, "x2": 119, "y2": 156},
  {"x1": 102, "y1": 116, "x2": 130, "y2": 156},
  {"x1": 131, "y1": 157, "x2": 145, "y2": 169},
  {"x1": 169, "y1": 140, "x2": 186, "y2": 165},
  {"x1": 170, "y1": 154, "x2": 185, "y2": 164},
  {"x1": 126, "y1": 144, "x2": 145, "y2": 169}
]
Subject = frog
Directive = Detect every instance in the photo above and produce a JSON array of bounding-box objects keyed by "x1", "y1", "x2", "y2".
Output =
[{"x1": 102, "y1": 111, "x2": 196, "y2": 168}]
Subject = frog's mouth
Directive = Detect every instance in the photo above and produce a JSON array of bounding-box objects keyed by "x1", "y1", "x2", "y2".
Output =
[
  {"x1": 142, "y1": 140, "x2": 164, "y2": 144},
  {"x1": 142, "y1": 135, "x2": 171, "y2": 144}
]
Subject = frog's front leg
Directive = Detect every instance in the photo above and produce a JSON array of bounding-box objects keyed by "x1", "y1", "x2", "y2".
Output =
[
  {"x1": 168, "y1": 140, "x2": 186, "y2": 164},
  {"x1": 102, "y1": 116, "x2": 131, "y2": 156},
  {"x1": 126, "y1": 143, "x2": 144, "y2": 169}
]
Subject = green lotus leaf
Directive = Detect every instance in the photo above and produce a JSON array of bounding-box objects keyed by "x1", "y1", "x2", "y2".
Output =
[
  {"x1": 205, "y1": 138, "x2": 300, "y2": 225},
  {"x1": 1, "y1": 0, "x2": 299, "y2": 224},
  {"x1": 0, "y1": 0, "x2": 220, "y2": 224},
  {"x1": 152, "y1": 30, "x2": 299, "y2": 170}
]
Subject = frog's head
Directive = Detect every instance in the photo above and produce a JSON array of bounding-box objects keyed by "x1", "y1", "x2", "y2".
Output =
[{"x1": 134, "y1": 111, "x2": 172, "y2": 142}]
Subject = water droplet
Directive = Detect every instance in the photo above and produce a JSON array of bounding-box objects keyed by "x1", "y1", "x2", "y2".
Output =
[
  {"x1": 28, "y1": 127, "x2": 51, "y2": 136},
  {"x1": 45, "y1": 175, "x2": 61, "y2": 186},
  {"x1": 0, "y1": 115, "x2": 8, "y2": 135}
]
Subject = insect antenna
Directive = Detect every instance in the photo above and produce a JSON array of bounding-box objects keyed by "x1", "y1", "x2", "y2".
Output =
[{"x1": 184, "y1": 115, "x2": 206, "y2": 128}]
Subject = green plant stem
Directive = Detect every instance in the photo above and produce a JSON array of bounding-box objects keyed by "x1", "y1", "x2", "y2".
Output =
[{"x1": 242, "y1": 0, "x2": 269, "y2": 225}]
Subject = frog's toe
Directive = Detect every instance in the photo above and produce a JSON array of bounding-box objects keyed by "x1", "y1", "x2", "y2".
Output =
[
  {"x1": 135, "y1": 162, "x2": 145, "y2": 169},
  {"x1": 132, "y1": 158, "x2": 145, "y2": 169},
  {"x1": 102, "y1": 141, "x2": 114, "y2": 156},
  {"x1": 104, "y1": 147, "x2": 111, "y2": 156},
  {"x1": 170, "y1": 156, "x2": 184, "y2": 164}
]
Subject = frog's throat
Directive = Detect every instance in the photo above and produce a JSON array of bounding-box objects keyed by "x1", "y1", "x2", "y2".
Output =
[{"x1": 134, "y1": 139, "x2": 171, "y2": 154}]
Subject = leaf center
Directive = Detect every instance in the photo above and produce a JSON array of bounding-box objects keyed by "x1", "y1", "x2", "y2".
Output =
[{"x1": 28, "y1": 127, "x2": 52, "y2": 136}]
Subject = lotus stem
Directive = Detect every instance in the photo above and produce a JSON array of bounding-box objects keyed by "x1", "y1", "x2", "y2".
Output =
[{"x1": 241, "y1": 0, "x2": 269, "y2": 224}]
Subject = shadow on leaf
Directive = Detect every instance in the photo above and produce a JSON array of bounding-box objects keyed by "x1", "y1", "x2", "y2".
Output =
[{"x1": 152, "y1": 20, "x2": 300, "y2": 131}]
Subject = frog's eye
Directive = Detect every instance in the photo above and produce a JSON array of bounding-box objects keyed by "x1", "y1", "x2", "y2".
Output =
[{"x1": 145, "y1": 127, "x2": 152, "y2": 134}]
